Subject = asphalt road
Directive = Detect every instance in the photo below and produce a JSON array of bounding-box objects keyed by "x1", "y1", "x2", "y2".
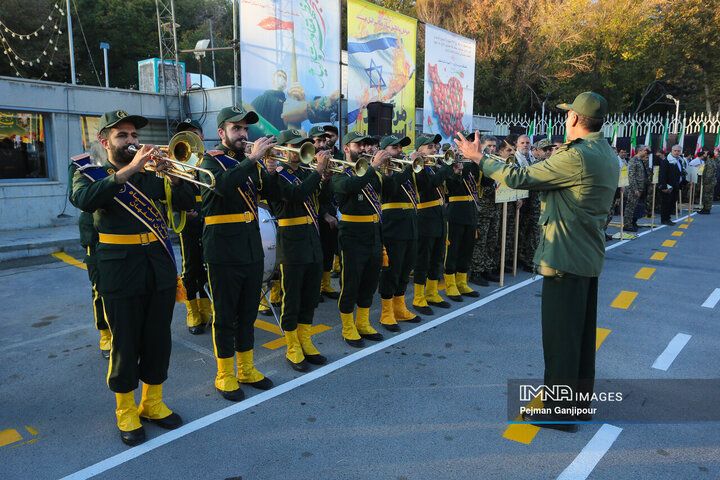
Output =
[{"x1": 1, "y1": 207, "x2": 719, "y2": 480}]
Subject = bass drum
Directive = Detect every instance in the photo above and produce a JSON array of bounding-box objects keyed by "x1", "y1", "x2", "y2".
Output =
[{"x1": 258, "y1": 204, "x2": 278, "y2": 282}]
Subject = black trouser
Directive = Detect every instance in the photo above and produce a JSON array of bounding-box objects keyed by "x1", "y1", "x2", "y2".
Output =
[
  {"x1": 102, "y1": 287, "x2": 175, "y2": 393},
  {"x1": 319, "y1": 218, "x2": 338, "y2": 272},
  {"x1": 541, "y1": 274, "x2": 598, "y2": 410},
  {"x1": 415, "y1": 235, "x2": 445, "y2": 285},
  {"x1": 660, "y1": 189, "x2": 679, "y2": 221},
  {"x1": 378, "y1": 237, "x2": 416, "y2": 299},
  {"x1": 445, "y1": 222, "x2": 475, "y2": 274},
  {"x1": 207, "y1": 261, "x2": 264, "y2": 358},
  {"x1": 180, "y1": 227, "x2": 208, "y2": 299},
  {"x1": 338, "y1": 236, "x2": 382, "y2": 313},
  {"x1": 85, "y1": 248, "x2": 108, "y2": 331},
  {"x1": 279, "y1": 261, "x2": 322, "y2": 331}
]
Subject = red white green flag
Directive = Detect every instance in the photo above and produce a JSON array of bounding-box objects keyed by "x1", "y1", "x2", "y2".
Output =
[
  {"x1": 694, "y1": 123, "x2": 704, "y2": 158},
  {"x1": 630, "y1": 123, "x2": 637, "y2": 157},
  {"x1": 661, "y1": 117, "x2": 669, "y2": 152}
]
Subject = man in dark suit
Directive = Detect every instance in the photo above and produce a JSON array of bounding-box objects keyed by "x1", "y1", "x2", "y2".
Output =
[{"x1": 658, "y1": 144, "x2": 685, "y2": 225}]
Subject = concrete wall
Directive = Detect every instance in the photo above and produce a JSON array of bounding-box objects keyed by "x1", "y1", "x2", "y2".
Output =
[{"x1": 0, "y1": 77, "x2": 167, "y2": 230}]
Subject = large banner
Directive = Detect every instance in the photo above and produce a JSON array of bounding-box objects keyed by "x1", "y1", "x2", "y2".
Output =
[
  {"x1": 346, "y1": 0, "x2": 416, "y2": 144},
  {"x1": 240, "y1": 0, "x2": 340, "y2": 140},
  {"x1": 422, "y1": 25, "x2": 476, "y2": 144}
]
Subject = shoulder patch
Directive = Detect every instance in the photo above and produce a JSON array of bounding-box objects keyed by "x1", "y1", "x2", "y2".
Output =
[
  {"x1": 71, "y1": 153, "x2": 91, "y2": 161},
  {"x1": 207, "y1": 150, "x2": 224, "y2": 156},
  {"x1": 77, "y1": 163, "x2": 102, "y2": 171}
]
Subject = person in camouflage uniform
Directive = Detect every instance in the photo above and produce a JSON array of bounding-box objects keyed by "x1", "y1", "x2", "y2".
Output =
[
  {"x1": 470, "y1": 135, "x2": 501, "y2": 285},
  {"x1": 699, "y1": 152, "x2": 718, "y2": 214},
  {"x1": 623, "y1": 145, "x2": 650, "y2": 232},
  {"x1": 517, "y1": 139, "x2": 553, "y2": 271}
]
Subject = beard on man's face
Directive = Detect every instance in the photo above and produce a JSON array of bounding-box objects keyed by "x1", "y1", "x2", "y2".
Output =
[{"x1": 109, "y1": 141, "x2": 135, "y2": 165}]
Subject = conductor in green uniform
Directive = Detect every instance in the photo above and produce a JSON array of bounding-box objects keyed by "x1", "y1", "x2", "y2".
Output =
[
  {"x1": 331, "y1": 132, "x2": 393, "y2": 347},
  {"x1": 456, "y1": 92, "x2": 619, "y2": 432},
  {"x1": 72, "y1": 110, "x2": 195, "y2": 445},
  {"x1": 198, "y1": 106, "x2": 280, "y2": 402},
  {"x1": 270, "y1": 129, "x2": 331, "y2": 371}
]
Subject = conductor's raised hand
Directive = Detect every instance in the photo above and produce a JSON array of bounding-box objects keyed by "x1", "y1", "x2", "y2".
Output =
[{"x1": 455, "y1": 131, "x2": 483, "y2": 164}]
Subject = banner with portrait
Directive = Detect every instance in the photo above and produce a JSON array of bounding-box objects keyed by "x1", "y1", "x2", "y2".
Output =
[
  {"x1": 422, "y1": 25, "x2": 476, "y2": 145},
  {"x1": 346, "y1": 0, "x2": 416, "y2": 145},
  {"x1": 240, "y1": 0, "x2": 340, "y2": 140}
]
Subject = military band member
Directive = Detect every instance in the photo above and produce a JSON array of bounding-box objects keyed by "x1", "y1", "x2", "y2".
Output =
[
  {"x1": 331, "y1": 132, "x2": 393, "y2": 347},
  {"x1": 412, "y1": 134, "x2": 455, "y2": 314},
  {"x1": 309, "y1": 126, "x2": 340, "y2": 300},
  {"x1": 377, "y1": 135, "x2": 422, "y2": 330},
  {"x1": 270, "y1": 129, "x2": 331, "y2": 371},
  {"x1": 443, "y1": 131, "x2": 481, "y2": 300},
  {"x1": 470, "y1": 135, "x2": 501, "y2": 285},
  {"x1": 174, "y1": 118, "x2": 213, "y2": 333},
  {"x1": 72, "y1": 110, "x2": 194, "y2": 445},
  {"x1": 68, "y1": 154, "x2": 112, "y2": 359},
  {"x1": 198, "y1": 106, "x2": 280, "y2": 402}
]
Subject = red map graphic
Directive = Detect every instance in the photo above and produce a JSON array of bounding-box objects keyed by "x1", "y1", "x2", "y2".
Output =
[{"x1": 428, "y1": 64, "x2": 464, "y2": 137}]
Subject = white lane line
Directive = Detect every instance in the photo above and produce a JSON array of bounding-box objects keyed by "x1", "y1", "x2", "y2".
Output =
[
  {"x1": 701, "y1": 288, "x2": 720, "y2": 309},
  {"x1": 557, "y1": 424, "x2": 623, "y2": 480},
  {"x1": 652, "y1": 333, "x2": 692, "y2": 371},
  {"x1": 172, "y1": 336, "x2": 214, "y2": 358},
  {"x1": 60, "y1": 214, "x2": 678, "y2": 480},
  {"x1": 0, "y1": 324, "x2": 92, "y2": 353}
]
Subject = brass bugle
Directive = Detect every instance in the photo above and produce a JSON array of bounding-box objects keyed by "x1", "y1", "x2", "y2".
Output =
[
  {"x1": 482, "y1": 148, "x2": 513, "y2": 164},
  {"x1": 424, "y1": 149, "x2": 456, "y2": 166},
  {"x1": 129, "y1": 131, "x2": 216, "y2": 189},
  {"x1": 305, "y1": 157, "x2": 368, "y2": 176},
  {"x1": 388, "y1": 155, "x2": 424, "y2": 173},
  {"x1": 245, "y1": 140, "x2": 316, "y2": 164}
]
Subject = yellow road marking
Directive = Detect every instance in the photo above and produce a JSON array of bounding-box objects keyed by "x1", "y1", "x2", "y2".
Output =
[
  {"x1": 635, "y1": 267, "x2": 655, "y2": 280},
  {"x1": 671, "y1": 231, "x2": 683, "y2": 237},
  {"x1": 686, "y1": 218, "x2": 693, "y2": 222},
  {"x1": 662, "y1": 240, "x2": 676, "y2": 247},
  {"x1": 679, "y1": 224, "x2": 688, "y2": 229},
  {"x1": 51, "y1": 252, "x2": 87, "y2": 270},
  {"x1": 25, "y1": 426, "x2": 38, "y2": 436},
  {"x1": 261, "y1": 324, "x2": 332, "y2": 350},
  {"x1": 503, "y1": 327, "x2": 611, "y2": 444},
  {"x1": 0, "y1": 429, "x2": 22, "y2": 448},
  {"x1": 611, "y1": 291, "x2": 638, "y2": 309},
  {"x1": 651, "y1": 252, "x2": 667, "y2": 261},
  {"x1": 254, "y1": 319, "x2": 283, "y2": 336}
]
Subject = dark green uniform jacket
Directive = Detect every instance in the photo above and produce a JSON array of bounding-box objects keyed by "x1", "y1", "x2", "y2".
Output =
[
  {"x1": 71, "y1": 160, "x2": 195, "y2": 298},
  {"x1": 198, "y1": 144, "x2": 279, "y2": 265},
  {"x1": 415, "y1": 164, "x2": 454, "y2": 237},
  {"x1": 381, "y1": 166, "x2": 416, "y2": 240},
  {"x1": 446, "y1": 161, "x2": 480, "y2": 226},
  {"x1": 331, "y1": 166, "x2": 393, "y2": 248},
  {"x1": 270, "y1": 162, "x2": 323, "y2": 265},
  {"x1": 479, "y1": 131, "x2": 619, "y2": 277}
]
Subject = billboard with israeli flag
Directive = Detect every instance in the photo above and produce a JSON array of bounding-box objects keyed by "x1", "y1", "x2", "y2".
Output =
[{"x1": 346, "y1": 0, "x2": 416, "y2": 142}]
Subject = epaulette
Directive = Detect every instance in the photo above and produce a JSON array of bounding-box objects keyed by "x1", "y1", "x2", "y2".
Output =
[
  {"x1": 78, "y1": 163, "x2": 102, "y2": 171},
  {"x1": 207, "y1": 150, "x2": 224, "y2": 156},
  {"x1": 71, "y1": 153, "x2": 91, "y2": 161}
]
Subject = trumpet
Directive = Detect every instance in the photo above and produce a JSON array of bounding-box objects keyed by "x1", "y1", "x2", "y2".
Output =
[
  {"x1": 129, "y1": 131, "x2": 216, "y2": 189},
  {"x1": 424, "y1": 149, "x2": 456, "y2": 166},
  {"x1": 243, "y1": 140, "x2": 316, "y2": 164},
  {"x1": 482, "y1": 148, "x2": 514, "y2": 164},
  {"x1": 386, "y1": 155, "x2": 424, "y2": 173},
  {"x1": 303, "y1": 156, "x2": 369, "y2": 176}
]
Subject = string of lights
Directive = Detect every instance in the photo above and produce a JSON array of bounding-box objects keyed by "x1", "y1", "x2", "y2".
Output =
[{"x1": 0, "y1": 2, "x2": 65, "y2": 78}]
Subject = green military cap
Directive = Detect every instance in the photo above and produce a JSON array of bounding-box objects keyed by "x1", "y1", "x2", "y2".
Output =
[
  {"x1": 97, "y1": 110, "x2": 148, "y2": 132},
  {"x1": 454, "y1": 130, "x2": 475, "y2": 142},
  {"x1": 216, "y1": 105, "x2": 259, "y2": 127},
  {"x1": 276, "y1": 128, "x2": 312, "y2": 146},
  {"x1": 176, "y1": 117, "x2": 203, "y2": 133},
  {"x1": 308, "y1": 126, "x2": 329, "y2": 138},
  {"x1": 343, "y1": 131, "x2": 371, "y2": 145},
  {"x1": 415, "y1": 133, "x2": 442, "y2": 149},
  {"x1": 557, "y1": 92, "x2": 608, "y2": 119},
  {"x1": 534, "y1": 138, "x2": 553, "y2": 150},
  {"x1": 380, "y1": 135, "x2": 411, "y2": 150}
]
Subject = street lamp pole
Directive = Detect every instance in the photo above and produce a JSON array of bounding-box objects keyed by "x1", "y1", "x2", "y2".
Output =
[
  {"x1": 100, "y1": 42, "x2": 110, "y2": 88},
  {"x1": 667, "y1": 94, "x2": 680, "y2": 134}
]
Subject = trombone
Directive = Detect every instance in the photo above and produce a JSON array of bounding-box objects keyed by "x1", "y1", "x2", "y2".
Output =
[
  {"x1": 243, "y1": 140, "x2": 316, "y2": 164},
  {"x1": 129, "y1": 131, "x2": 216, "y2": 189}
]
